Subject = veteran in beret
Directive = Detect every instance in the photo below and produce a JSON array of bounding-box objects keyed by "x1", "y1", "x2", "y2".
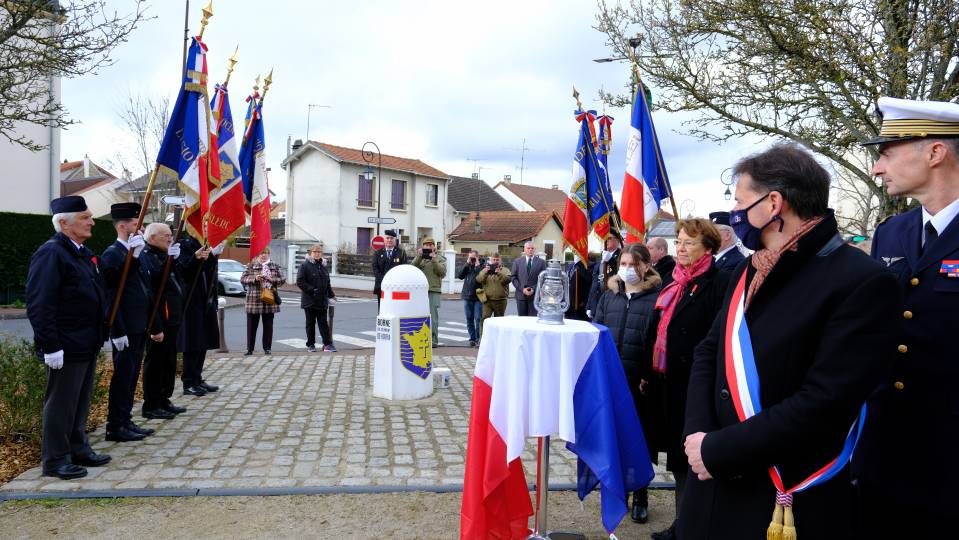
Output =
[
  {"x1": 853, "y1": 97, "x2": 959, "y2": 538},
  {"x1": 26, "y1": 196, "x2": 112, "y2": 480},
  {"x1": 709, "y1": 211, "x2": 746, "y2": 270},
  {"x1": 372, "y1": 229, "x2": 408, "y2": 307}
]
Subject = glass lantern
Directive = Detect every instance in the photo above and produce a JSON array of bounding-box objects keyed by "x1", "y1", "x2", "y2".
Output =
[{"x1": 533, "y1": 259, "x2": 570, "y2": 324}]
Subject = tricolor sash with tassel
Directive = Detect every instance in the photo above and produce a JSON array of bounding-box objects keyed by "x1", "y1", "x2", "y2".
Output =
[{"x1": 723, "y1": 270, "x2": 866, "y2": 540}]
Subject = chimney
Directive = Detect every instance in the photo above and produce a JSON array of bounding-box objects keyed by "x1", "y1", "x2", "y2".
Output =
[
  {"x1": 471, "y1": 173, "x2": 479, "y2": 180},
  {"x1": 83, "y1": 154, "x2": 91, "y2": 177},
  {"x1": 551, "y1": 184, "x2": 559, "y2": 190},
  {"x1": 504, "y1": 174, "x2": 511, "y2": 184},
  {"x1": 292, "y1": 139, "x2": 304, "y2": 152}
]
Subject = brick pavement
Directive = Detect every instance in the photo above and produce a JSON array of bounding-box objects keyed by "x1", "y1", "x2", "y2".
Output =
[{"x1": 0, "y1": 353, "x2": 672, "y2": 494}]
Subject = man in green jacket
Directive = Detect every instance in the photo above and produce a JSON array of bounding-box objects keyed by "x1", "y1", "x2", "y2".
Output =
[
  {"x1": 412, "y1": 237, "x2": 446, "y2": 347},
  {"x1": 476, "y1": 253, "x2": 512, "y2": 325}
]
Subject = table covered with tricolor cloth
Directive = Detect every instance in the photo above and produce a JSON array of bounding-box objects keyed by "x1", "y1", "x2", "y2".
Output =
[{"x1": 460, "y1": 316, "x2": 654, "y2": 539}]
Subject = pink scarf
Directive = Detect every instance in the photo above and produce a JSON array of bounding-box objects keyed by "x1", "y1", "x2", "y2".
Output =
[{"x1": 652, "y1": 253, "x2": 713, "y2": 374}]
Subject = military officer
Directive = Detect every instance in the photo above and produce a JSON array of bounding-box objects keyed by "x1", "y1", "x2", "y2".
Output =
[
  {"x1": 26, "y1": 196, "x2": 112, "y2": 480},
  {"x1": 853, "y1": 97, "x2": 959, "y2": 538},
  {"x1": 586, "y1": 233, "x2": 622, "y2": 318},
  {"x1": 101, "y1": 202, "x2": 160, "y2": 442},
  {"x1": 372, "y1": 229, "x2": 408, "y2": 307},
  {"x1": 709, "y1": 211, "x2": 746, "y2": 270}
]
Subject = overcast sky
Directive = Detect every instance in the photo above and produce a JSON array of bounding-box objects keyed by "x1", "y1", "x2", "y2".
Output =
[{"x1": 61, "y1": 0, "x2": 770, "y2": 219}]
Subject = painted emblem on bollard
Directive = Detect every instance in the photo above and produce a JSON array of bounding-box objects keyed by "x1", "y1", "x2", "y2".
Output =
[{"x1": 399, "y1": 316, "x2": 432, "y2": 379}]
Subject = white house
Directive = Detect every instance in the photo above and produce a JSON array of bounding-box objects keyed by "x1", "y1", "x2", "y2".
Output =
[
  {"x1": 0, "y1": 81, "x2": 61, "y2": 215},
  {"x1": 281, "y1": 141, "x2": 450, "y2": 254},
  {"x1": 59, "y1": 157, "x2": 131, "y2": 218}
]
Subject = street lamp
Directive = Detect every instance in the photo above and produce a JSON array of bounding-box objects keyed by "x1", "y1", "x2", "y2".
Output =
[
  {"x1": 362, "y1": 141, "x2": 383, "y2": 235},
  {"x1": 592, "y1": 37, "x2": 644, "y2": 63},
  {"x1": 719, "y1": 167, "x2": 734, "y2": 201},
  {"x1": 681, "y1": 199, "x2": 696, "y2": 218}
]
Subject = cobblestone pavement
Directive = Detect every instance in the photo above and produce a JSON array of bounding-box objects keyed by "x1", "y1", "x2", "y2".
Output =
[{"x1": 0, "y1": 353, "x2": 672, "y2": 494}]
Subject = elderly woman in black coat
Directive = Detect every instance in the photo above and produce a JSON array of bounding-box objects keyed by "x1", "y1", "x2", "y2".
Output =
[
  {"x1": 592, "y1": 243, "x2": 662, "y2": 524},
  {"x1": 679, "y1": 143, "x2": 899, "y2": 540},
  {"x1": 645, "y1": 217, "x2": 730, "y2": 540}
]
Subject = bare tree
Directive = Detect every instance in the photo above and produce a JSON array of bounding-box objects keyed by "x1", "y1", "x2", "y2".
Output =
[
  {"x1": 596, "y1": 0, "x2": 959, "y2": 225},
  {"x1": 116, "y1": 89, "x2": 170, "y2": 177},
  {"x1": 1, "y1": 0, "x2": 150, "y2": 151}
]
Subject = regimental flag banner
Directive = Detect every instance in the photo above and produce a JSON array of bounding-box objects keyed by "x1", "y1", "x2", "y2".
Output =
[
  {"x1": 596, "y1": 114, "x2": 621, "y2": 240},
  {"x1": 155, "y1": 36, "x2": 218, "y2": 242},
  {"x1": 576, "y1": 110, "x2": 618, "y2": 241},
  {"x1": 239, "y1": 93, "x2": 271, "y2": 258},
  {"x1": 206, "y1": 83, "x2": 246, "y2": 247},
  {"x1": 621, "y1": 78, "x2": 672, "y2": 243}
]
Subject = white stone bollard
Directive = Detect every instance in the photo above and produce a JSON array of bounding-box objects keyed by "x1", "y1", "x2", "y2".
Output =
[
  {"x1": 373, "y1": 265, "x2": 434, "y2": 400},
  {"x1": 444, "y1": 248, "x2": 456, "y2": 294}
]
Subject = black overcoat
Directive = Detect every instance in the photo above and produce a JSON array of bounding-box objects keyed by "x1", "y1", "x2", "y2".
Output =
[
  {"x1": 139, "y1": 244, "x2": 184, "y2": 331},
  {"x1": 643, "y1": 262, "x2": 729, "y2": 471},
  {"x1": 297, "y1": 258, "x2": 335, "y2": 309},
  {"x1": 174, "y1": 236, "x2": 217, "y2": 352},
  {"x1": 852, "y1": 207, "x2": 959, "y2": 517},
  {"x1": 372, "y1": 247, "x2": 409, "y2": 296},
  {"x1": 26, "y1": 233, "x2": 108, "y2": 361},
  {"x1": 586, "y1": 249, "x2": 620, "y2": 316},
  {"x1": 565, "y1": 261, "x2": 592, "y2": 321},
  {"x1": 678, "y1": 214, "x2": 900, "y2": 540},
  {"x1": 653, "y1": 254, "x2": 676, "y2": 288}
]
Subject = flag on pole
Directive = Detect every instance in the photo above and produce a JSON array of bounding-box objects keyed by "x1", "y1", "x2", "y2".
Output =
[
  {"x1": 206, "y1": 83, "x2": 246, "y2": 247},
  {"x1": 154, "y1": 36, "x2": 217, "y2": 242},
  {"x1": 239, "y1": 93, "x2": 271, "y2": 258},
  {"x1": 577, "y1": 110, "x2": 618, "y2": 241},
  {"x1": 621, "y1": 79, "x2": 672, "y2": 243},
  {"x1": 595, "y1": 114, "x2": 619, "y2": 240}
]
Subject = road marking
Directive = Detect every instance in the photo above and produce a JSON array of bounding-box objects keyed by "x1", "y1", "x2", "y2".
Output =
[
  {"x1": 332, "y1": 334, "x2": 376, "y2": 348},
  {"x1": 359, "y1": 330, "x2": 377, "y2": 337},
  {"x1": 446, "y1": 321, "x2": 467, "y2": 327},
  {"x1": 439, "y1": 333, "x2": 468, "y2": 342},
  {"x1": 439, "y1": 327, "x2": 468, "y2": 334},
  {"x1": 277, "y1": 338, "x2": 308, "y2": 349},
  {"x1": 279, "y1": 296, "x2": 373, "y2": 305}
]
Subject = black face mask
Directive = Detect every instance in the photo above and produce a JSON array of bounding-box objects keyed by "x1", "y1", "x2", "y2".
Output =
[{"x1": 730, "y1": 192, "x2": 784, "y2": 250}]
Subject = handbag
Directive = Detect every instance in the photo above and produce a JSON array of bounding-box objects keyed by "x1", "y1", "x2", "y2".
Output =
[
  {"x1": 475, "y1": 287, "x2": 487, "y2": 303},
  {"x1": 260, "y1": 286, "x2": 276, "y2": 305}
]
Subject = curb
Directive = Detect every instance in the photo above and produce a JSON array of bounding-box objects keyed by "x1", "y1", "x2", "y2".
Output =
[{"x1": 0, "y1": 481, "x2": 676, "y2": 501}]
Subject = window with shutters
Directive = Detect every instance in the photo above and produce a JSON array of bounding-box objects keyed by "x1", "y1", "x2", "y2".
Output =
[
  {"x1": 357, "y1": 174, "x2": 374, "y2": 208},
  {"x1": 426, "y1": 183, "x2": 439, "y2": 207},
  {"x1": 391, "y1": 179, "x2": 407, "y2": 210}
]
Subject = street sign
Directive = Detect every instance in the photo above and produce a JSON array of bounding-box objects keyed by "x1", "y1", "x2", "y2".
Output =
[
  {"x1": 367, "y1": 216, "x2": 397, "y2": 224},
  {"x1": 161, "y1": 195, "x2": 186, "y2": 206},
  {"x1": 371, "y1": 235, "x2": 386, "y2": 250}
]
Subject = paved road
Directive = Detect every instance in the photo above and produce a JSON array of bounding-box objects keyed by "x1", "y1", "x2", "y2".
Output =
[{"x1": 0, "y1": 295, "x2": 520, "y2": 353}]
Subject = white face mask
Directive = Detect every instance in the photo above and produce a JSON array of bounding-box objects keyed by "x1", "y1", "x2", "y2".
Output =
[{"x1": 617, "y1": 266, "x2": 641, "y2": 285}]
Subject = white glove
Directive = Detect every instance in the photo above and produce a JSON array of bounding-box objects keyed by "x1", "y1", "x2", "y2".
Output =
[
  {"x1": 586, "y1": 309, "x2": 592, "y2": 319},
  {"x1": 128, "y1": 234, "x2": 145, "y2": 258},
  {"x1": 112, "y1": 335, "x2": 129, "y2": 351},
  {"x1": 211, "y1": 243, "x2": 225, "y2": 256},
  {"x1": 44, "y1": 350, "x2": 64, "y2": 370},
  {"x1": 168, "y1": 243, "x2": 181, "y2": 259},
  {"x1": 329, "y1": 296, "x2": 337, "y2": 303},
  {"x1": 601, "y1": 250, "x2": 613, "y2": 263}
]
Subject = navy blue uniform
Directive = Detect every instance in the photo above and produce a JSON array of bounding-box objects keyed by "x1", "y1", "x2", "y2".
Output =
[
  {"x1": 713, "y1": 246, "x2": 745, "y2": 270},
  {"x1": 853, "y1": 207, "x2": 959, "y2": 524},
  {"x1": 565, "y1": 261, "x2": 591, "y2": 321},
  {"x1": 138, "y1": 243, "x2": 184, "y2": 412},
  {"x1": 26, "y1": 233, "x2": 108, "y2": 472},
  {"x1": 175, "y1": 235, "x2": 218, "y2": 389}
]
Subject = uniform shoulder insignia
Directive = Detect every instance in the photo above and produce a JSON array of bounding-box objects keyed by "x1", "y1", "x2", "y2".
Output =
[{"x1": 876, "y1": 214, "x2": 894, "y2": 227}]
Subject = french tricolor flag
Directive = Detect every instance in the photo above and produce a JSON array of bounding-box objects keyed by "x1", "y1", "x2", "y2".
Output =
[{"x1": 461, "y1": 321, "x2": 653, "y2": 538}]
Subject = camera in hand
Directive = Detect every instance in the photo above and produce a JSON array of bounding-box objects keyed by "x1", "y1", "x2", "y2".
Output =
[
  {"x1": 422, "y1": 248, "x2": 432, "y2": 259},
  {"x1": 487, "y1": 263, "x2": 498, "y2": 271}
]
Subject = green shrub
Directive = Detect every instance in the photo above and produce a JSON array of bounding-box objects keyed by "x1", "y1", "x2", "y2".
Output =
[{"x1": 0, "y1": 337, "x2": 46, "y2": 443}]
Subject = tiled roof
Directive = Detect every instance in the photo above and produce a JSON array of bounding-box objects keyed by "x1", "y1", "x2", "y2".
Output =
[
  {"x1": 116, "y1": 171, "x2": 178, "y2": 193},
  {"x1": 59, "y1": 158, "x2": 118, "y2": 195},
  {"x1": 494, "y1": 182, "x2": 568, "y2": 215},
  {"x1": 314, "y1": 142, "x2": 449, "y2": 180},
  {"x1": 447, "y1": 175, "x2": 515, "y2": 212},
  {"x1": 448, "y1": 211, "x2": 560, "y2": 243}
]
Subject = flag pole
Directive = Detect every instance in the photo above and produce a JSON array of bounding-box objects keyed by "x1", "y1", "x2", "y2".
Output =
[
  {"x1": 630, "y1": 55, "x2": 680, "y2": 222},
  {"x1": 573, "y1": 86, "x2": 623, "y2": 243}
]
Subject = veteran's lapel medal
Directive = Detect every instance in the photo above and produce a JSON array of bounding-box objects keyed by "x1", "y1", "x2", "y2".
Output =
[
  {"x1": 941, "y1": 260, "x2": 959, "y2": 277},
  {"x1": 882, "y1": 256, "x2": 903, "y2": 267}
]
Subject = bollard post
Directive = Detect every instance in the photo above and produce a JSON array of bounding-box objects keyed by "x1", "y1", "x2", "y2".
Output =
[
  {"x1": 217, "y1": 297, "x2": 228, "y2": 353},
  {"x1": 444, "y1": 248, "x2": 456, "y2": 294}
]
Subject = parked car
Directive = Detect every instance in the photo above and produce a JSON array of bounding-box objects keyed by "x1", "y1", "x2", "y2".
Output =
[{"x1": 217, "y1": 258, "x2": 246, "y2": 296}]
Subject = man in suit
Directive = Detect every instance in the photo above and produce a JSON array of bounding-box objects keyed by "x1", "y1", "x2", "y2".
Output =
[
  {"x1": 372, "y1": 230, "x2": 408, "y2": 308},
  {"x1": 26, "y1": 196, "x2": 112, "y2": 480},
  {"x1": 565, "y1": 256, "x2": 591, "y2": 321},
  {"x1": 709, "y1": 211, "x2": 746, "y2": 270},
  {"x1": 586, "y1": 234, "x2": 622, "y2": 318},
  {"x1": 510, "y1": 241, "x2": 547, "y2": 316},
  {"x1": 100, "y1": 202, "x2": 159, "y2": 443},
  {"x1": 649, "y1": 237, "x2": 676, "y2": 287},
  {"x1": 853, "y1": 97, "x2": 959, "y2": 538}
]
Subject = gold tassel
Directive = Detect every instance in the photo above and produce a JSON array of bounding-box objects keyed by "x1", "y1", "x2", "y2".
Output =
[
  {"x1": 766, "y1": 503, "x2": 784, "y2": 540},
  {"x1": 782, "y1": 505, "x2": 797, "y2": 540}
]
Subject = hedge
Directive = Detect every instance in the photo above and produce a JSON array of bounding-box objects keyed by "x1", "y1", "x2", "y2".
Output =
[{"x1": 0, "y1": 211, "x2": 116, "y2": 303}]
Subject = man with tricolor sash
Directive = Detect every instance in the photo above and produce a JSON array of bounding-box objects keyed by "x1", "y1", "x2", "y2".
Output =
[
  {"x1": 677, "y1": 143, "x2": 899, "y2": 539},
  {"x1": 853, "y1": 97, "x2": 959, "y2": 539}
]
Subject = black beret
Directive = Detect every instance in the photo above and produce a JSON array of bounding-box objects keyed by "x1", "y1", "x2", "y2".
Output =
[
  {"x1": 50, "y1": 196, "x2": 87, "y2": 214},
  {"x1": 709, "y1": 211, "x2": 730, "y2": 226},
  {"x1": 110, "y1": 202, "x2": 141, "y2": 220},
  {"x1": 384, "y1": 229, "x2": 398, "y2": 238}
]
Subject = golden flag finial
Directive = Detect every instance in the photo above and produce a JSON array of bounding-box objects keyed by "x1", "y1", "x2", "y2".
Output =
[
  {"x1": 573, "y1": 85, "x2": 583, "y2": 111},
  {"x1": 198, "y1": 0, "x2": 213, "y2": 39},
  {"x1": 223, "y1": 45, "x2": 239, "y2": 86},
  {"x1": 261, "y1": 69, "x2": 274, "y2": 102},
  {"x1": 253, "y1": 75, "x2": 261, "y2": 94}
]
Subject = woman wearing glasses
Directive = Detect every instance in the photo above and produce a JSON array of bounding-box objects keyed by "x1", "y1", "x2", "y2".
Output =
[{"x1": 645, "y1": 218, "x2": 730, "y2": 540}]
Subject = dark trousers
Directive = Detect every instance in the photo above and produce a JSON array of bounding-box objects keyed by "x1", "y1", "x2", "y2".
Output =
[
  {"x1": 181, "y1": 349, "x2": 207, "y2": 388},
  {"x1": 856, "y1": 482, "x2": 947, "y2": 539},
  {"x1": 42, "y1": 355, "x2": 97, "y2": 471},
  {"x1": 515, "y1": 294, "x2": 537, "y2": 316},
  {"x1": 106, "y1": 333, "x2": 145, "y2": 432},
  {"x1": 304, "y1": 307, "x2": 332, "y2": 347},
  {"x1": 247, "y1": 312, "x2": 275, "y2": 352},
  {"x1": 482, "y1": 299, "x2": 507, "y2": 320},
  {"x1": 463, "y1": 298, "x2": 483, "y2": 341},
  {"x1": 142, "y1": 325, "x2": 178, "y2": 411}
]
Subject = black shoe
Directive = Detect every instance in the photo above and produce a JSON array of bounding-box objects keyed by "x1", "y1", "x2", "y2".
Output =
[
  {"x1": 432, "y1": 342, "x2": 440, "y2": 348},
  {"x1": 244, "y1": 350, "x2": 253, "y2": 356},
  {"x1": 127, "y1": 422, "x2": 154, "y2": 436},
  {"x1": 631, "y1": 501, "x2": 649, "y2": 524},
  {"x1": 73, "y1": 452, "x2": 111, "y2": 467},
  {"x1": 106, "y1": 426, "x2": 146, "y2": 442},
  {"x1": 143, "y1": 408, "x2": 176, "y2": 420},
  {"x1": 163, "y1": 403, "x2": 187, "y2": 414},
  {"x1": 650, "y1": 523, "x2": 676, "y2": 540},
  {"x1": 469, "y1": 340, "x2": 477, "y2": 348},
  {"x1": 307, "y1": 345, "x2": 316, "y2": 353},
  {"x1": 183, "y1": 385, "x2": 207, "y2": 396},
  {"x1": 199, "y1": 381, "x2": 219, "y2": 393},
  {"x1": 264, "y1": 349, "x2": 271, "y2": 355},
  {"x1": 43, "y1": 463, "x2": 87, "y2": 480}
]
